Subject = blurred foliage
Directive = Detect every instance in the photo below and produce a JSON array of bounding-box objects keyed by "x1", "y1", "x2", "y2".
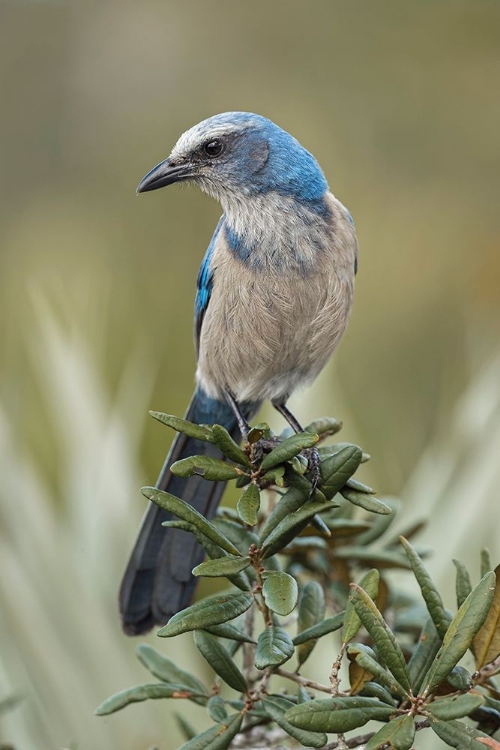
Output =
[{"x1": 1, "y1": 0, "x2": 499, "y2": 748}]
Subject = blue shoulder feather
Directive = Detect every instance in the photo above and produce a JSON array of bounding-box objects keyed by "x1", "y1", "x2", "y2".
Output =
[{"x1": 194, "y1": 216, "x2": 224, "y2": 350}]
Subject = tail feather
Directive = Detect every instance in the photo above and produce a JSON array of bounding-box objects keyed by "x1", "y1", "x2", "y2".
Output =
[{"x1": 119, "y1": 390, "x2": 258, "y2": 635}]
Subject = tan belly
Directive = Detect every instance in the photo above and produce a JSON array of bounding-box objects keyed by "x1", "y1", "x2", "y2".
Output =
[{"x1": 196, "y1": 258, "x2": 353, "y2": 403}]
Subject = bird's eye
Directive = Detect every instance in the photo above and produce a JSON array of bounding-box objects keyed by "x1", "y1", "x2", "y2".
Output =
[{"x1": 203, "y1": 139, "x2": 224, "y2": 158}]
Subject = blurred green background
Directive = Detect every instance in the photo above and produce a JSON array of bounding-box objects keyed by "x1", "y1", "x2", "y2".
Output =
[{"x1": 1, "y1": 1, "x2": 499, "y2": 748}]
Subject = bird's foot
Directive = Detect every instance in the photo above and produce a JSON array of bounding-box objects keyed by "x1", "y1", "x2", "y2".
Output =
[{"x1": 304, "y1": 446, "x2": 321, "y2": 497}]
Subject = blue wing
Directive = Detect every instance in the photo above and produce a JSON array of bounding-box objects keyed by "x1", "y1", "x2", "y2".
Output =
[{"x1": 195, "y1": 215, "x2": 224, "y2": 352}]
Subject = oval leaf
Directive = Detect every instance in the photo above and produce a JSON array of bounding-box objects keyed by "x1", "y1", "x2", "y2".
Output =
[
  {"x1": 136, "y1": 644, "x2": 208, "y2": 696},
  {"x1": 285, "y1": 696, "x2": 394, "y2": 733},
  {"x1": 342, "y1": 569, "x2": 380, "y2": 643},
  {"x1": 178, "y1": 713, "x2": 243, "y2": 750},
  {"x1": 205, "y1": 622, "x2": 256, "y2": 644},
  {"x1": 365, "y1": 714, "x2": 415, "y2": 750},
  {"x1": 171, "y1": 455, "x2": 243, "y2": 481},
  {"x1": 428, "y1": 693, "x2": 484, "y2": 721},
  {"x1": 237, "y1": 483, "x2": 261, "y2": 526},
  {"x1": 255, "y1": 626, "x2": 294, "y2": 669},
  {"x1": 473, "y1": 565, "x2": 500, "y2": 669},
  {"x1": 262, "y1": 695, "x2": 327, "y2": 748},
  {"x1": 260, "y1": 432, "x2": 319, "y2": 473},
  {"x1": 158, "y1": 592, "x2": 253, "y2": 637},
  {"x1": 260, "y1": 500, "x2": 334, "y2": 559},
  {"x1": 400, "y1": 536, "x2": 450, "y2": 639},
  {"x1": 454, "y1": 559, "x2": 473, "y2": 609},
  {"x1": 347, "y1": 643, "x2": 409, "y2": 697},
  {"x1": 95, "y1": 683, "x2": 205, "y2": 716},
  {"x1": 304, "y1": 416, "x2": 342, "y2": 436},
  {"x1": 260, "y1": 485, "x2": 310, "y2": 542},
  {"x1": 193, "y1": 556, "x2": 251, "y2": 578},
  {"x1": 194, "y1": 631, "x2": 247, "y2": 694},
  {"x1": 262, "y1": 572, "x2": 298, "y2": 616},
  {"x1": 149, "y1": 411, "x2": 213, "y2": 442},
  {"x1": 349, "y1": 584, "x2": 411, "y2": 694},
  {"x1": 297, "y1": 581, "x2": 326, "y2": 666},
  {"x1": 341, "y1": 488, "x2": 392, "y2": 515},
  {"x1": 212, "y1": 424, "x2": 249, "y2": 466},
  {"x1": 142, "y1": 487, "x2": 239, "y2": 556},
  {"x1": 293, "y1": 612, "x2": 344, "y2": 645},
  {"x1": 407, "y1": 616, "x2": 441, "y2": 694},
  {"x1": 430, "y1": 717, "x2": 488, "y2": 749},
  {"x1": 207, "y1": 695, "x2": 228, "y2": 722},
  {"x1": 422, "y1": 572, "x2": 496, "y2": 693},
  {"x1": 320, "y1": 445, "x2": 362, "y2": 499}
]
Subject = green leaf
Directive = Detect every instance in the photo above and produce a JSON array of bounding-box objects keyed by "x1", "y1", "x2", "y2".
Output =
[
  {"x1": 349, "y1": 584, "x2": 411, "y2": 694},
  {"x1": 473, "y1": 565, "x2": 500, "y2": 669},
  {"x1": 193, "y1": 631, "x2": 247, "y2": 694},
  {"x1": 481, "y1": 548, "x2": 493, "y2": 577},
  {"x1": 262, "y1": 572, "x2": 298, "y2": 616},
  {"x1": 158, "y1": 592, "x2": 253, "y2": 637},
  {"x1": 422, "y1": 571, "x2": 496, "y2": 694},
  {"x1": 204, "y1": 622, "x2": 256, "y2": 644},
  {"x1": 345, "y1": 477, "x2": 376, "y2": 494},
  {"x1": 261, "y1": 500, "x2": 334, "y2": 558},
  {"x1": 212, "y1": 424, "x2": 249, "y2": 466},
  {"x1": 446, "y1": 665, "x2": 472, "y2": 692},
  {"x1": 142, "y1": 487, "x2": 239, "y2": 556},
  {"x1": 365, "y1": 714, "x2": 415, "y2": 750},
  {"x1": 355, "y1": 498, "x2": 399, "y2": 545},
  {"x1": 171, "y1": 455, "x2": 244, "y2": 481},
  {"x1": 327, "y1": 519, "x2": 372, "y2": 537},
  {"x1": 260, "y1": 432, "x2": 319, "y2": 473},
  {"x1": 261, "y1": 465, "x2": 286, "y2": 487},
  {"x1": 454, "y1": 559, "x2": 473, "y2": 609},
  {"x1": 255, "y1": 626, "x2": 294, "y2": 669},
  {"x1": 334, "y1": 546, "x2": 411, "y2": 570},
  {"x1": 293, "y1": 612, "x2": 344, "y2": 645},
  {"x1": 342, "y1": 569, "x2": 380, "y2": 643},
  {"x1": 341, "y1": 488, "x2": 392, "y2": 515},
  {"x1": 136, "y1": 644, "x2": 208, "y2": 696},
  {"x1": 174, "y1": 712, "x2": 198, "y2": 741},
  {"x1": 207, "y1": 695, "x2": 228, "y2": 722},
  {"x1": 285, "y1": 696, "x2": 394, "y2": 733},
  {"x1": 320, "y1": 445, "x2": 362, "y2": 499},
  {"x1": 362, "y1": 682, "x2": 398, "y2": 706},
  {"x1": 95, "y1": 683, "x2": 205, "y2": 715},
  {"x1": 304, "y1": 416, "x2": 342, "y2": 437},
  {"x1": 297, "y1": 581, "x2": 326, "y2": 666},
  {"x1": 178, "y1": 713, "x2": 243, "y2": 750},
  {"x1": 427, "y1": 693, "x2": 485, "y2": 720},
  {"x1": 400, "y1": 536, "x2": 451, "y2": 639},
  {"x1": 149, "y1": 411, "x2": 213, "y2": 442},
  {"x1": 259, "y1": 485, "x2": 310, "y2": 542},
  {"x1": 347, "y1": 643, "x2": 409, "y2": 697},
  {"x1": 236, "y1": 483, "x2": 260, "y2": 526},
  {"x1": 211, "y1": 518, "x2": 259, "y2": 555},
  {"x1": 262, "y1": 696, "x2": 327, "y2": 748},
  {"x1": 193, "y1": 556, "x2": 251, "y2": 578},
  {"x1": 429, "y1": 717, "x2": 487, "y2": 749},
  {"x1": 407, "y1": 616, "x2": 441, "y2": 693}
]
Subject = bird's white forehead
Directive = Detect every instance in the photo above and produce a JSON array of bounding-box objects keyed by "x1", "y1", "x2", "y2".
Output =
[{"x1": 170, "y1": 115, "x2": 255, "y2": 160}]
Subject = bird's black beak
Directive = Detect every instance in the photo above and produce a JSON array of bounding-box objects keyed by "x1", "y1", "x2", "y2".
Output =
[{"x1": 136, "y1": 157, "x2": 193, "y2": 194}]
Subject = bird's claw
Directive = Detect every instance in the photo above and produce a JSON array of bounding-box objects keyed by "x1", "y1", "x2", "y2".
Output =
[{"x1": 304, "y1": 446, "x2": 321, "y2": 497}]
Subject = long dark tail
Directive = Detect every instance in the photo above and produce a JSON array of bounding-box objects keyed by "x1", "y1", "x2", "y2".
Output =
[{"x1": 119, "y1": 389, "x2": 258, "y2": 635}]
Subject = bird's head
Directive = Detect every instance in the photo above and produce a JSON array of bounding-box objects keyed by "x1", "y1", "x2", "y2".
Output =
[{"x1": 136, "y1": 112, "x2": 328, "y2": 208}]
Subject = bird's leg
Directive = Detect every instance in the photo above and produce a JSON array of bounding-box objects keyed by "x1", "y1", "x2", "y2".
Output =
[
  {"x1": 272, "y1": 401, "x2": 321, "y2": 493},
  {"x1": 224, "y1": 390, "x2": 251, "y2": 439}
]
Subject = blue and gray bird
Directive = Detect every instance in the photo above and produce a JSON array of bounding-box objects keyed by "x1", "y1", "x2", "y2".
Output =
[{"x1": 119, "y1": 112, "x2": 357, "y2": 635}]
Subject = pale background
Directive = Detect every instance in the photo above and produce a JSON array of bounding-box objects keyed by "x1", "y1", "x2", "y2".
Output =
[{"x1": 1, "y1": 1, "x2": 499, "y2": 748}]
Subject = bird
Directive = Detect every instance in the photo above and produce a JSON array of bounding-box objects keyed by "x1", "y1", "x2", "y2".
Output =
[{"x1": 119, "y1": 112, "x2": 358, "y2": 635}]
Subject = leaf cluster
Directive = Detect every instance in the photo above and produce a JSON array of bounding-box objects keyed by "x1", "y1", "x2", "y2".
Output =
[{"x1": 97, "y1": 413, "x2": 500, "y2": 750}]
